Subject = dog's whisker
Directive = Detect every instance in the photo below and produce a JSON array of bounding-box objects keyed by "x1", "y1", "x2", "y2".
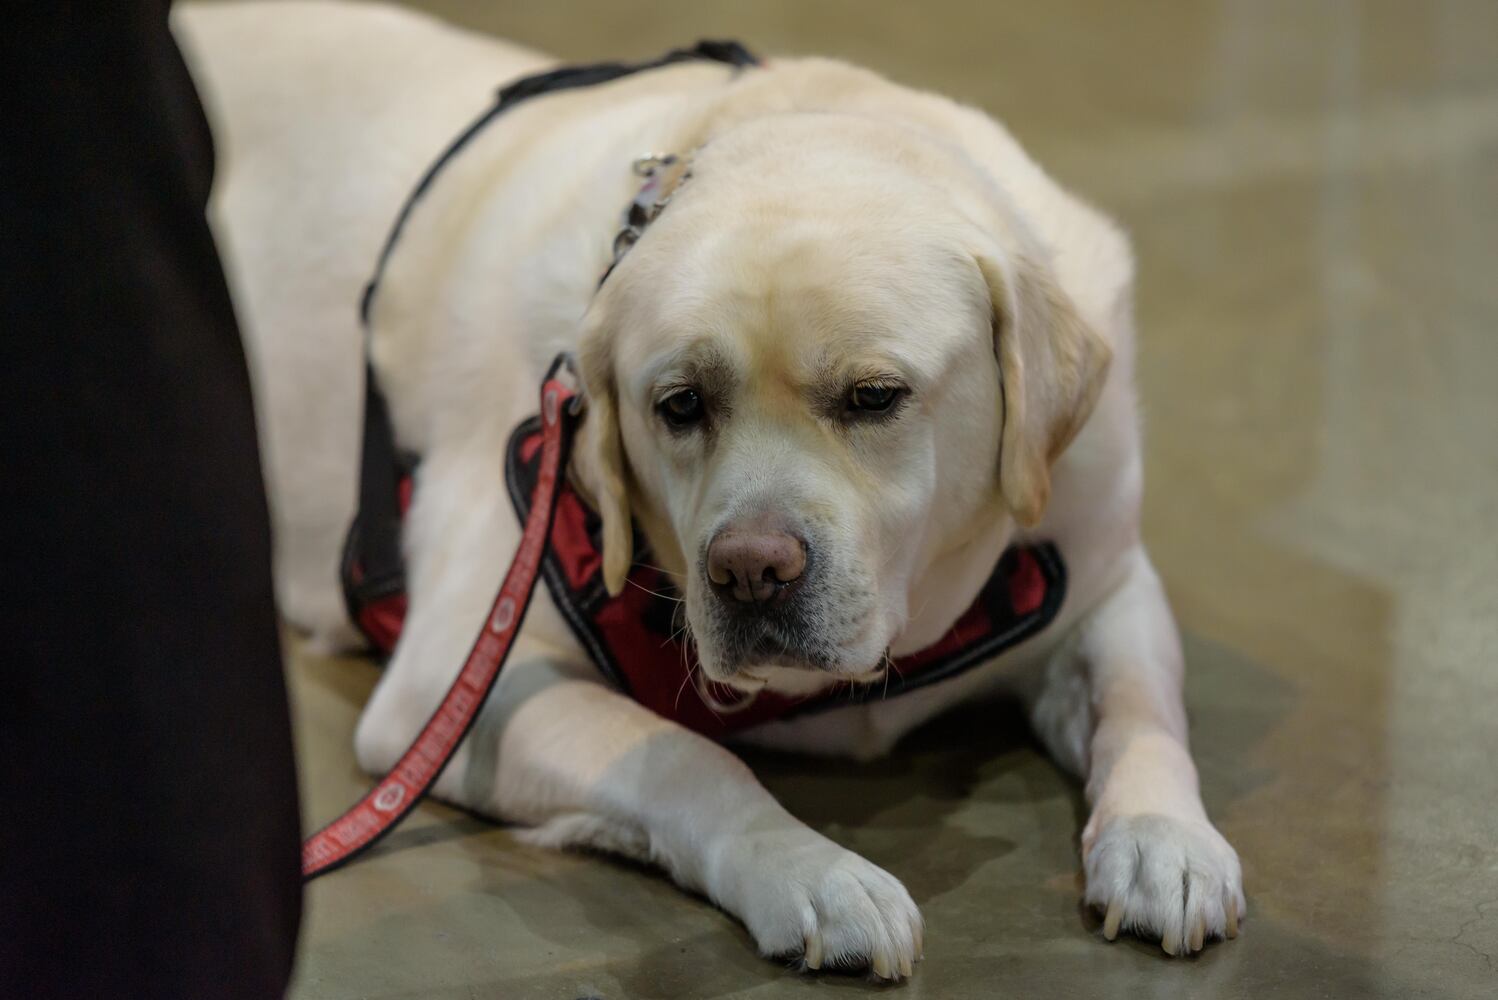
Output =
[
  {"x1": 631, "y1": 559, "x2": 686, "y2": 581},
  {"x1": 679, "y1": 625, "x2": 698, "y2": 699},
  {"x1": 673, "y1": 658, "x2": 700, "y2": 713},
  {"x1": 879, "y1": 650, "x2": 901, "y2": 700},
  {"x1": 626, "y1": 577, "x2": 684, "y2": 603}
]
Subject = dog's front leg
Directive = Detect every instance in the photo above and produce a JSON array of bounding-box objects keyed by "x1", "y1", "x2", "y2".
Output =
[
  {"x1": 1074, "y1": 546, "x2": 1245, "y2": 955},
  {"x1": 484, "y1": 675, "x2": 923, "y2": 977}
]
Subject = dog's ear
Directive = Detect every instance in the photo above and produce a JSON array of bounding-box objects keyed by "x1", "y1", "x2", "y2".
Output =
[
  {"x1": 978, "y1": 252, "x2": 1112, "y2": 527},
  {"x1": 574, "y1": 314, "x2": 634, "y2": 596}
]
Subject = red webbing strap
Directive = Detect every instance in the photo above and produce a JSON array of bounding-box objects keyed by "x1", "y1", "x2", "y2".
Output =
[{"x1": 302, "y1": 371, "x2": 579, "y2": 880}]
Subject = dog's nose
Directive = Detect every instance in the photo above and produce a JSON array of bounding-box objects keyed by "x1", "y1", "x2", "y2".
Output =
[{"x1": 706, "y1": 529, "x2": 807, "y2": 604}]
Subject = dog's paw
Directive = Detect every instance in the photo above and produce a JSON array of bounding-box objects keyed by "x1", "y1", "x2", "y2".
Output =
[
  {"x1": 1082, "y1": 812, "x2": 1245, "y2": 955},
  {"x1": 717, "y1": 830, "x2": 922, "y2": 980}
]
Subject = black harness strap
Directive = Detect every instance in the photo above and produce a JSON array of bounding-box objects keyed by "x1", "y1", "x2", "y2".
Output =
[
  {"x1": 339, "y1": 361, "x2": 406, "y2": 619},
  {"x1": 358, "y1": 39, "x2": 759, "y2": 326},
  {"x1": 342, "y1": 41, "x2": 759, "y2": 642}
]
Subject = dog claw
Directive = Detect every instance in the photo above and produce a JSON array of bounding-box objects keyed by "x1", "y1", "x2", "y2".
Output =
[
  {"x1": 1189, "y1": 918, "x2": 1204, "y2": 953},
  {"x1": 899, "y1": 955, "x2": 912, "y2": 978},
  {"x1": 1227, "y1": 901, "x2": 1240, "y2": 939},
  {"x1": 1102, "y1": 902, "x2": 1122, "y2": 941},
  {"x1": 803, "y1": 934, "x2": 823, "y2": 971},
  {"x1": 872, "y1": 953, "x2": 892, "y2": 979},
  {"x1": 1161, "y1": 928, "x2": 1180, "y2": 956}
]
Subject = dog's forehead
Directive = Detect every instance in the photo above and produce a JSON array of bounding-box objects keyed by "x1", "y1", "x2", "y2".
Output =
[{"x1": 615, "y1": 214, "x2": 987, "y2": 394}]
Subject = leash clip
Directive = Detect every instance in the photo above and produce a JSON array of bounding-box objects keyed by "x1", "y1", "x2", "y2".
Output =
[{"x1": 544, "y1": 351, "x2": 588, "y2": 417}]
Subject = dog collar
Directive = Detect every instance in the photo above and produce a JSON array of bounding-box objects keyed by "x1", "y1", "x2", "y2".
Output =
[{"x1": 600, "y1": 152, "x2": 695, "y2": 287}]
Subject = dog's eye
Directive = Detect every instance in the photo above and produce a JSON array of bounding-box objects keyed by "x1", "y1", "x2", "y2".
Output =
[
  {"x1": 847, "y1": 382, "x2": 904, "y2": 415},
  {"x1": 659, "y1": 387, "x2": 706, "y2": 428}
]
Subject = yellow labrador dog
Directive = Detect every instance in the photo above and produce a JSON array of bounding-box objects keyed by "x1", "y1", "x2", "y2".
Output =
[{"x1": 180, "y1": 0, "x2": 1243, "y2": 977}]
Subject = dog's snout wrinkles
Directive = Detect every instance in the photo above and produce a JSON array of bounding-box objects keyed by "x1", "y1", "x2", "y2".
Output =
[{"x1": 707, "y1": 530, "x2": 806, "y2": 604}]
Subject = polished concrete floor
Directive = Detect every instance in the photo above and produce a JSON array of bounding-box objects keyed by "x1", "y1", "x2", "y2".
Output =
[{"x1": 278, "y1": 2, "x2": 1498, "y2": 997}]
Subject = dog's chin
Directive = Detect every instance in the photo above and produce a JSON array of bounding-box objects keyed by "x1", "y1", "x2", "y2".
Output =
[
  {"x1": 690, "y1": 601, "x2": 899, "y2": 692},
  {"x1": 698, "y1": 650, "x2": 892, "y2": 695}
]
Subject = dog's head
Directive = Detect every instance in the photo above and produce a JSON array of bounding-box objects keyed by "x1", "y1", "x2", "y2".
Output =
[{"x1": 572, "y1": 115, "x2": 1110, "y2": 688}]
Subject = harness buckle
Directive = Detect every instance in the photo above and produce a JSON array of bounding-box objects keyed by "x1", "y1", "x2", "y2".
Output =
[{"x1": 545, "y1": 351, "x2": 588, "y2": 416}]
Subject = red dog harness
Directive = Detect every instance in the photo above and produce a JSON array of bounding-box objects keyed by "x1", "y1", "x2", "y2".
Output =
[
  {"x1": 349, "y1": 414, "x2": 1067, "y2": 738},
  {"x1": 500, "y1": 418, "x2": 1067, "y2": 736}
]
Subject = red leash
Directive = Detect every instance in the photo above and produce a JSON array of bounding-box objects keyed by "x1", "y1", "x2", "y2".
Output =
[{"x1": 302, "y1": 362, "x2": 581, "y2": 880}]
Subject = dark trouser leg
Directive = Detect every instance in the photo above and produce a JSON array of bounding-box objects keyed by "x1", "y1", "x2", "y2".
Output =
[{"x1": 0, "y1": 3, "x2": 302, "y2": 997}]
